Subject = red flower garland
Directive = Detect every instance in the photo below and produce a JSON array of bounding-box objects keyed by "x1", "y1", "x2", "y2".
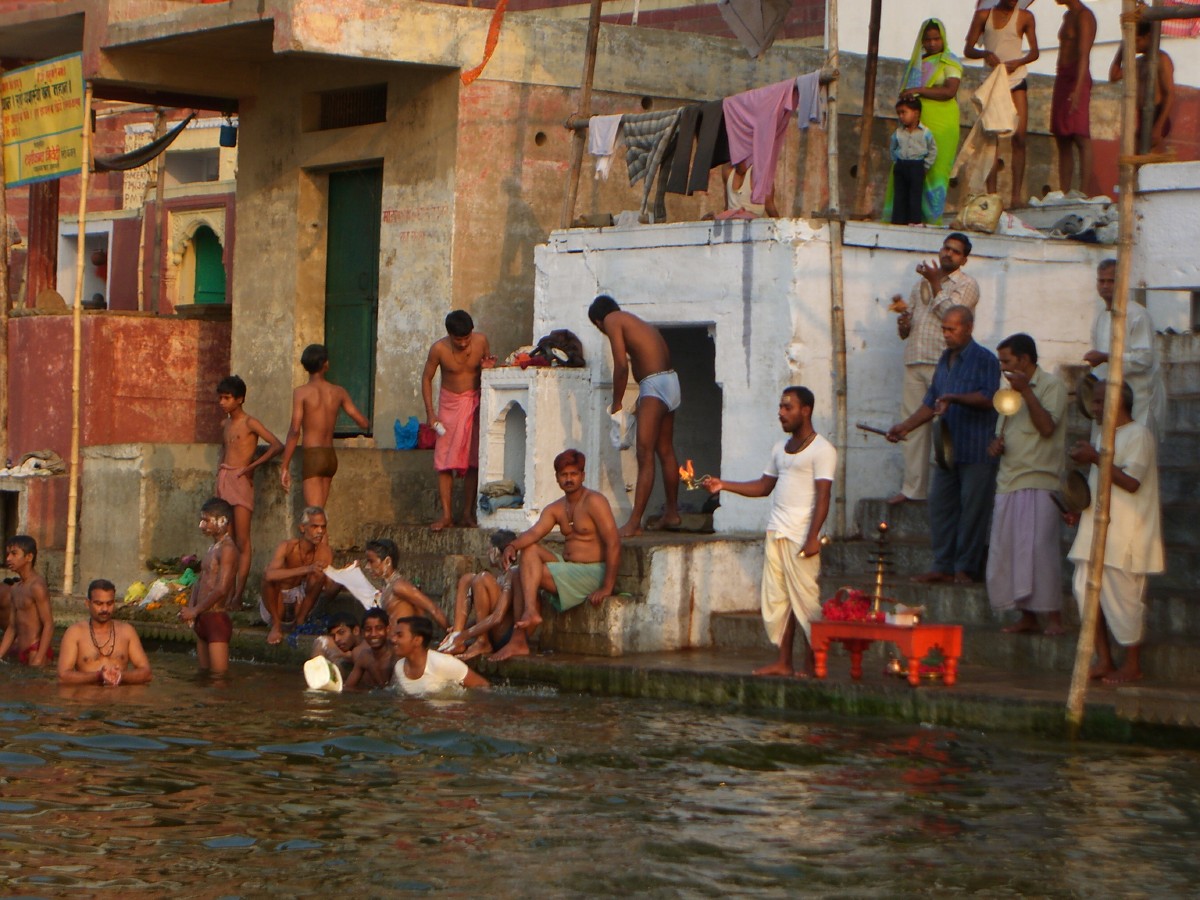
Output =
[{"x1": 821, "y1": 588, "x2": 886, "y2": 624}]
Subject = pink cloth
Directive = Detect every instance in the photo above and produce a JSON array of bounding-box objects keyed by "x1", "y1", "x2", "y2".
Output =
[
  {"x1": 434, "y1": 387, "x2": 481, "y2": 476},
  {"x1": 722, "y1": 78, "x2": 798, "y2": 204},
  {"x1": 217, "y1": 463, "x2": 254, "y2": 511}
]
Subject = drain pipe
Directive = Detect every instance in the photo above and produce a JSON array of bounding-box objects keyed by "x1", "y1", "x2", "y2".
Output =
[{"x1": 825, "y1": 0, "x2": 849, "y2": 537}]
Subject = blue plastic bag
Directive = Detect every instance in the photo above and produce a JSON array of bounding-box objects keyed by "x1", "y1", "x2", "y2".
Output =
[{"x1": 394, "y1": 416, "x2": 420, "y2": 450}]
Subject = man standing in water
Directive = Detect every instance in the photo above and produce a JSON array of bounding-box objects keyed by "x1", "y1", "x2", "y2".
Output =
[
  {"x1": 280, "y1": 344, "x2": 370, "y2": 508},
  {"x1": 391, "y1": 616, "x2": 489, "y2": 697},
  {"x1": 588, "y1": 295, "x2": 682, "y2": 537},
  {"x1": 260, "y1": 506, "x2": 335, "y2": 645},
  {"x1": 346, "y1": 608, "x2": 396, "y2": 689},
  {"x1": 704, "y1": 387, "x2": 836, "y2": 677},
  {"x1": 491, "y1": 449, "x2": 621, "y2": 662},
  {"x1": 58, "y1": 579, "x2": 153, "y2": 685},
  {"x1": 0, "y1": 535, "x2": 53, "y2": 666},
  {"x1": 421, "y1": 310, "x2": 494, "y2": 532},
  {"x1": 182, "y1": 498, "x2": 239, "y2": 675},
  {"x1": 1050, "y1": 0, "x2": 1096, "y2": 194}
]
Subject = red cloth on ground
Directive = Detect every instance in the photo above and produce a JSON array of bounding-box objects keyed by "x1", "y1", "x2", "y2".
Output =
[
  {"x1": 1050, "y1": 61, "x2": 1091, "y2": 138},
  {"x1": 217, "y1": 464, "x2": 255, "y2": 511},
  {"x1": 434, "y1": 387, "x2": 481, "y2": 476}
]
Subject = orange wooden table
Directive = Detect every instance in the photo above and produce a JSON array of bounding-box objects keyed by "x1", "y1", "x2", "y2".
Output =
[{"x1": 810, "y1": 620, "x2": 963, "y2": 687}]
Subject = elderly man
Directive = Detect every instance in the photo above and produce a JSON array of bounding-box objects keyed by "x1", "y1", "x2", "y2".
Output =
[
  {"x1": 890, "y1": 233, "x2": 980, "y2": 506},
  {"x1": 889, "y1": 306, "x2": 1000, "y2": 584},
  {"x1": 57, "y1": 579, "x2": 153, "y2": 686},
  {"x1": 1084, "y1": 258, "x2": 1166, "y2": 441},
  {"x1": 986, "y1": 333, "x2": 1068, "y2": 635},
  {"x1": 260, "y1": 506, "x2": 335, "y2": 645},
  {"x1": 1068, "y1": 380, "x2": 1164, "y2": 684}
]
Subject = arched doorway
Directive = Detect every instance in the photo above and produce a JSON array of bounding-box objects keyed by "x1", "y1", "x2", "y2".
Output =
[{"x1": 192, "y1": 225, "x2": 226, "y2": 305}]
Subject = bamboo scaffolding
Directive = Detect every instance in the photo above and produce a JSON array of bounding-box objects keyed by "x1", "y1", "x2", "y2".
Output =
[
  {"x1": 1065, "y1": 1, "x2": 1137, "y2": 736},
  {"x1": 851, "y1": 0, "x2": 882, "y2": 218},
  {"x1": 63, "y1": 83, "x2": 93, "y2": 598},
  {"x1": 825, "y1": 0, "x2": 849, "y2": 537},
  {"x1": 559, "y1": 0, "x2": 604, "y2": 229}
]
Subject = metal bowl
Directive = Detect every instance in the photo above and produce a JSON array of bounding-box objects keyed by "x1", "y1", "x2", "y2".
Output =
[
  {"x1": 993, "y1": 388, "x2": 1023, "y2": 417},
  {"x1": 1062, "y1": 469, "x2": 1092, "y2": 513}
]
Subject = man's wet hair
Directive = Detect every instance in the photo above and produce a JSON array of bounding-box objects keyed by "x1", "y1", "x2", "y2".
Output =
[
  {"x1": 200, "y1": 497, "x2": 234, "y2": 522},
  {"x1": 998, "y1": 333, "x2": 1038, "y2": 364},
  {"x1": 300, "y1": 506, "x2": 326, "y2": 525},
  {"x1": 489, "y1": 529, "x2": 517, "y2": 551},
  {"x1": 395, "y1": 615, "x2": 434, "y2": 648},
  {"x1": 300, "y1": 344, "x2": 328, "y2": 374},
  {"x1": 87, "y1": 578, "x2": 116, "y2": 599},
  {"x1": 216, "y1": 375, "x2": 247, "y2": 399},
  {"x1": 445, "y1": 310, "x2": 474, "y2": 337},
  {"x1": 1098, "y1": 258, "x2": 1117, "y2": 274},
  {"x1": 327, "y1": 611, "x2": 359, "y2": 632},
  {"x1": 896, "y1": 96, "x2": 922, "y2": 114},
  {"x1": 588, "y1": 294, "x2": 620, "y2": 325},
  {"x1": 782, "y1": 386, "x2": 815, "y2": 410},
  {"x1": 362, "y1": 608, "x2": 389, "y2": 629},
  {"x1": 554, "y1": 448, "x2": 586, "y2": 473},
  {"x1": 945, "y1": 232, "x2": 973, "y2": 256},
  {"x1": 6, "y1": 534, "x2": 37, "y2": 563},
  {"x1": 366, "y1": 538, "x2": 400, "y2": 570}
]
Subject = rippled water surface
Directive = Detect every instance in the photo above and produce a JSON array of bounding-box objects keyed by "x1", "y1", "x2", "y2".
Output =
[{"x1": 3, "y1": 653, "x2": 1200, "y2": 897}]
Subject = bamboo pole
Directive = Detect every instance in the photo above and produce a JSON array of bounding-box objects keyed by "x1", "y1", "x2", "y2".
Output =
[
  {"x1": 1138, "y1": 2, "x2": 1200, "y2": 20},
  {"x1": 1065, "y1": 2, "x2": 1138, "y2": 737},
  {"x1": 149, "y1": 107, "x2": 167, "y2": 313},
  {"x1": 559, "y1": 0, "x2": 604, "y2": 229},
  {"x1": 851, "y1": 0, "x2": 882, "y2": 218},
  {"x1": 0, "y1": 67, "x2": 9, "y2": 468},
  {"x1": 137, "y1": 109, "x2": 167, "y2": 312},
  {"x1": 823, "y1": 0, "x2": 849, "y2": 537},
  {"x1": 63, "y1": 83, "x2": 93, "y2": 598},
  {"x1": 1138, "y1": 3, "x2": 1161, "y2": 154}
]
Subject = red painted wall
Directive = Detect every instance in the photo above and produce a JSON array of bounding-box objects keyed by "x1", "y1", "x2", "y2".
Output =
[{"x1": 6, "y1": 313, "x2": 231, "y2": 461}]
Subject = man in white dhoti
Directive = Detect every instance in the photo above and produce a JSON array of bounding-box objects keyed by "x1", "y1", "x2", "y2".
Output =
[
  {"x1": 1067, "y1": 380, "x2": 1164, "y2": 684},
  {"x1": 704, "y1": 387, "x2": 836, "y2": 677},
  {"x1": 986, "y1": 334, "x2": 1068, "y2": 635},
  {"x1": 1084, "y1": 259, "x2": 1167, "y2": 441}
]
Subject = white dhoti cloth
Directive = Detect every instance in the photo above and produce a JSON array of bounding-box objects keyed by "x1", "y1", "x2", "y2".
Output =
[
  {"x1": 1073, "y1": 563, "x2": 1147, "y2": 647},
  {"x1": 761, "y1": 531, "x2": 821, "y2": 644},
  {"x1": 259, "y1": 584, "x2": 306, "y2": 626},
  {"x1": 986, "y1": 489, "x2": 1062, "y2": 613}
]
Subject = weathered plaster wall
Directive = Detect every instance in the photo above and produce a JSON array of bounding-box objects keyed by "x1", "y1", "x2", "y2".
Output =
[
  {"x1": 1135, "y1": 163, "x2": 1200, "y2": 291},
  {"x1": 533, "y1": 220, "x2": 1108, "y2": 536}
]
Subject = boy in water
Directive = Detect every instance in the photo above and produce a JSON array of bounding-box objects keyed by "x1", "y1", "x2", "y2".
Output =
[
  {"x1": 216, "y1": 374, "x2": 283, "y2": 609},
  {"x1": 280, "y1": 344, "x2": 370, "y2": 508},
  {"x1": 0, "y1": 535, "x2": 53, "y2": 666},
  {"x1": 182, "y1": 498, "x2": 239, "y2": 674},
  {"x1": 313, "y1": 611, "x2": 361, "y2": 676},
  {"x1": 421, "y1": 310, "x2": 494, "y2": 531},
  {"x1": 345, "y1": 608, "x2": 395, "y2": 689}
]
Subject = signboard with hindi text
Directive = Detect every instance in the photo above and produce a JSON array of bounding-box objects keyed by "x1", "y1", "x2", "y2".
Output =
[{"x1": 1, "y1": 54, "x2": 85, "y2": 188}]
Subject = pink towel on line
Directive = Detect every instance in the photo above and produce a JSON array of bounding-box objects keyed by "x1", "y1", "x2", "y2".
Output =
[
  {"x1": 722, "y1": 77, "x2": 798, "y2": 204},
  {"x1": 434, "y1": 387, "x2": 481, "y2": 476}
]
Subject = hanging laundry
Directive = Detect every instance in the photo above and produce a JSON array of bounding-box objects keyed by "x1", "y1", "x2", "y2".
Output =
[
  {"x1": 795, "y1": 71, "x2": 825, "y2": 130},
  {"x1": 622, "y1": 108, "x2": 683, "y2": 220},
  {"x1": 951, "y1": 65, "x2": 1017, "y2": 197},
  {"x1": 588, "y1": 114, "x2": 624, "y2": 181},
  {"x1": 722, "y1": 78, "x2": 797, "y2": 205},
  {"x1": 665, "y1": 101, "x2": 731, "y2": 196}
]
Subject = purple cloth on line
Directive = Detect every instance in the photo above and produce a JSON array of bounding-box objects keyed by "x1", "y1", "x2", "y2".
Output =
[
  {"x1": 985, "y1": 488, "x2": 1063, "y2": 613},
  {"x1": 722, "y1": 77, "x2": 797, "y2": 204}
]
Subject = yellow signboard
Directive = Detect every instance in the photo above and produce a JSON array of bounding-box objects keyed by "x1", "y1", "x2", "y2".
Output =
[{"x1": 1, "y1": 53, "x2": 84, "y2": 188}]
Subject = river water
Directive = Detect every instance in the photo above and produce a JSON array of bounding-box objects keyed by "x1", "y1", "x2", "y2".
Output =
[{"x1": 2, "y1": 652, "x2": 1199, "y2": 897}]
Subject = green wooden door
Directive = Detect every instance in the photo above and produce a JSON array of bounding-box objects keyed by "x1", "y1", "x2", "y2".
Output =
[
  {"x1": 193, "y1": 226, "x2": 226, "y2": 305},
  {"x1": 325, "y1": 167, "x2": 382, "y2": 436}
]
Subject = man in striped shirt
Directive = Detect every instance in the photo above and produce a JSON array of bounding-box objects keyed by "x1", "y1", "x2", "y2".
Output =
[{"x1": 888, "y1": 306, "x2": 1000, "y2": 584}]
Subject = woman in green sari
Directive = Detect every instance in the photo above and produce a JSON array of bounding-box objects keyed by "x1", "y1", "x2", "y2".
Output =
[{"x1": 883, "y1": 19, "x2": 962, "y2": 225}]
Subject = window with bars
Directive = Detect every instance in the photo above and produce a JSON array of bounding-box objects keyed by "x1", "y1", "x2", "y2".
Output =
[{"x1": 317, "y1": 84, "x2": 388, "y2": 131}]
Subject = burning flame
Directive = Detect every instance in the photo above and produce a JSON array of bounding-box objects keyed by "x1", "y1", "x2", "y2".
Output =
[{"x1": 679, "y1": 459, "x2": 696, "y2": 488}]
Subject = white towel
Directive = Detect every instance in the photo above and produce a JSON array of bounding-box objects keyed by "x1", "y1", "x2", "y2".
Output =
[
  {"x1": 324, "y1": 562, "x2": 380, "y2": 610},
  {"x1": 588, "y1": 114, "x2": 623, "y2": 180},
  {"x1": 951, "y1": 66, "x2": 1017, "y2": 196},
  {"x1": 795, "y1": 71, "x2": 825, "y2": 130}
]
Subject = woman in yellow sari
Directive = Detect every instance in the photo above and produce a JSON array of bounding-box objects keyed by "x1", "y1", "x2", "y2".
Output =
[{"x1": 884, "y1": 19, "x2": 962, "y2": 225}]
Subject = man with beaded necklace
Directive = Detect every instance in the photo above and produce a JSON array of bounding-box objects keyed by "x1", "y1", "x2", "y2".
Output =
[{"x1": 57, "y1": 579, "x2": 153, "y2": 686}]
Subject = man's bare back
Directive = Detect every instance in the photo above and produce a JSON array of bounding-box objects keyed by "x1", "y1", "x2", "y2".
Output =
[
  {"x1": 603, "y1": 311, "x2": 671, "y2": 382},
  {"x1": 190, "y1": 536, "x2": 237, "y2": 616},
  {"x1": 293, "y1": 380, "x2": 356, "y2": 448}
]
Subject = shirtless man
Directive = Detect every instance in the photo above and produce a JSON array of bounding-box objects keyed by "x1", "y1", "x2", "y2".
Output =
[
  {"x1": 1110, "y1": 22, "x2": 1176, "y2": 154},
  {"x1": 313, "y1": 611, "x2": 361, "y2": 676},
  {"x1": 588, "y1": 295, "x2": 682, "y2": 537},
  {"x1": 1051, "y1": 0, "x2": 1096, "y2": 194},
  {"x1": 440, "y1": 529, "x2": 518, "y2": 661},
  {"x1": 965, "y1": 0, "x2": 1039, "y2": 208},
  {"x1": 57, "y1": 579, "x2": 153, "y2": 686},
  {"x1": 0, "y1": 535, "x2": 53, "y2": 666},
  {"x1": 421, "y1": 310, "x2": 494, "y2": 532},
  {"x1": 261, "y1": 506, "x2": 335, "y2": 645},
  {"x1": 361, "y1": 538, "x2": 448, "y2": 628},
  {"x1": 216, "y1": 374, "x2": 283, "y2": 609},
  {"x1": 280, "y1": 343, "x2": 370, "y2": 508},
  {"x1": 491, "y1": 449, "x2": 621, "y2": 662},
  {"x1": 345, "y1": 608, "x2": 395, "y2": 689},
  {"x1": 0, "y1": 579, "x2": 14, "y2": 636},
  {"x1": 182, "y1": 498, "x2": 239, "y2": 674}
]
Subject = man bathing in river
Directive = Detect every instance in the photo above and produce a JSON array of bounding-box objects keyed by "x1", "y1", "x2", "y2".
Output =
[
  {"x1": 261, "y1": 506, "x2": 335, "y2": 645},
  {"x1": 704, "y1": 388, "x2": 836, "y2": 678},
  {"x1": 0, "y1": 535, "x2": 54, "y2": 667},
  {"x1": 491, "y1": 449, "x2": 621, "y2": 662},
  {"x1": 182, "y1": 498, "x2": 239, "y2": 675},
  {"x1": 364, "y1": 538, "x2": 448, "y2": 629},
  {"x1": 280, "y1": 343, "x2": 369, "y2": 508},
  {"x1": 346, "y1": 608, "x2": 395, "y2": 689},
  {"x1": 392, "y1": 616, "x2": 488, "y2": 698},
  {"x1": 421, "y1": 310, "x2": 494, "y2": 532},
  {"x1": 440, "y1": 529, "x2": 518, "y2": 661},
  {"x1": 58, "y1": 579, "x2": 152, "y2": 686},
  {"x1": 589, "y1": 295, "x2": 682, "y2": 537},
  {"x1": 216, "y1": 374, "x2": 283, "y2": 609},
  {"x1": 313, "y1": 611, "x2": 361, "y2": 676}
]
